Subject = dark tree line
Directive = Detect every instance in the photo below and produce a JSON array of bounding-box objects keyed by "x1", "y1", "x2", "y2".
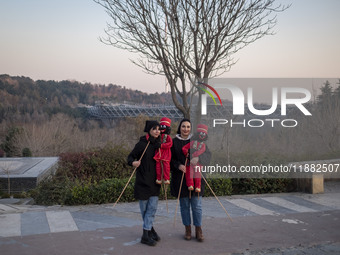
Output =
[{"x1": 317, "y1": 80, "x2": 340, "y2": 108}]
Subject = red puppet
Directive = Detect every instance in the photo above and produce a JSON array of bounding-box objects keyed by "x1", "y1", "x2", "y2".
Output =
[
  {"x1": 154, "y1": 117, "x2": 173, "y2": 185},
  {"x1": 182, "y1": 124, "x2": 208, "y2": 193}
]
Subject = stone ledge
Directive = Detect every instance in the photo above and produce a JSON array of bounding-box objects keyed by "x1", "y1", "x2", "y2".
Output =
[
  {"x1": 296, "y1": 173, "x2": 324, "y2": 194},
  {"x1": 0, "y1": 157, "x2": 58, "y2": 193},
  {"x1": 289, "y1": 158, "x2": 340, "y2": 194}
]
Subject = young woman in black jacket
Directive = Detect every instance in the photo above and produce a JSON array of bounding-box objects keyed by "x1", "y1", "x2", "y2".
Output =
[{"x1": 127, "y1": 120, "x2": 162, "y2": 246}]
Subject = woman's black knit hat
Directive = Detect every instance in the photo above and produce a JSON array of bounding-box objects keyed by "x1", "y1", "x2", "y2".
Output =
[
  {"x1": 144, "y1": 120, "x2": 160, "y2": 133},
  {"x1": 176, "y1": 118, "x2": 191, "y2": 134}
]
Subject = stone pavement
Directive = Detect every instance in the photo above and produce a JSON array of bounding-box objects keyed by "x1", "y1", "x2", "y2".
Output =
[{"x1": 0, "y1": 181, "x2": 340, "y2": 254}]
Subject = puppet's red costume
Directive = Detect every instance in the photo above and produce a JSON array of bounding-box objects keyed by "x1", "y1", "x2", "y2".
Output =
[
  {"x1": 182, "y1": 124, "x2": 208, "y2": 193},
  {"x1": 154, "y1": 117, "x2": 173, "y2": 184}
]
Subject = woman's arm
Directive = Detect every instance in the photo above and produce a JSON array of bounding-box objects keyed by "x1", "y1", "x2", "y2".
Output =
[
  {"x1": 127, "y1": 141, "x2": 144, "y2": 166},
  {"x1": 171, "y1": 138, "x2": 185, "y2": 171}
]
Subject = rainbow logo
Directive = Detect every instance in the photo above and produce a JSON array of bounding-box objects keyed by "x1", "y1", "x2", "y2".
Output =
[{"x1": 197, "y1": 82, "x2": 223, "y2": 106}]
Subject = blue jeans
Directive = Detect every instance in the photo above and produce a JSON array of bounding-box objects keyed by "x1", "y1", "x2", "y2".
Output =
[
  {"x1": 139, "y1": 196, "x2": 158, "y2": 230},
  {"x1": 179, "y1": 196, "x2": 202, "y2": 226}
]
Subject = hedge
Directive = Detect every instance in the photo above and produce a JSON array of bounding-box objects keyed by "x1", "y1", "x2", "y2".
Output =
[
  {"x1": 29, "y1": 146, "x2": 292, "y2": 205},
  {"x1": 31, "y1": 176, "x2": 232, "y2": 205}
]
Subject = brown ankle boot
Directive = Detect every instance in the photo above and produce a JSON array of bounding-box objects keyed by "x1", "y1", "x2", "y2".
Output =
[
  {"x1": 195, "y1": 226, "x2": 204, "y2": 242},
  {"x1": 184, "y1": 225, "x2": 191, "y2": 240}
]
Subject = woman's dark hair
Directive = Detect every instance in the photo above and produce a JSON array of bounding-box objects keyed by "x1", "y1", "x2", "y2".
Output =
[{"x1": 177, "y1": 118, "x2": 191, "y2": 134}]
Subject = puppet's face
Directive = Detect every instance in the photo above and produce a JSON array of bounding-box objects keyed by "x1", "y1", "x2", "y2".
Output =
[
  {"x1": 160, "y1": 125, "x2": 171, "y2": 134},
  {"x1": 198, "y1": 132, "x2": 207, "y2": 140},
  {"x1": 160, "y1": 125, "x2": 166, "y2": 133}
]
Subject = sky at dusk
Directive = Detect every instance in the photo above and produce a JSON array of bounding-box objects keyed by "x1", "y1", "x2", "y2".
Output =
[{"x1": 1, "y1": 0, "x2": 339, "y2": 94}]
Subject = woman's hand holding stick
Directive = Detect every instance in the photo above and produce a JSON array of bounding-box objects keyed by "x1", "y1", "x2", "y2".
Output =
[
  {"x1": 113, "y1": 141, "x2": 150, "y2": 208},
  {"x1": 173, "y1": 158, "x2": 187, "y2": 226}
]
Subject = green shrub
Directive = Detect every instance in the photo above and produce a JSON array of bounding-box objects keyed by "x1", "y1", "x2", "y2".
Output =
[
  {"x1": 204, "y1": 178, "x2": 232, "y2": 196},
  {"x1": 58, "y1": 145, "x2": 131, "y2": 183},
  {"x1": 30, "y1": 177, "x2": 74, "y2": 205},
  {"x1": 67, "y1": 178, "x2": 136, "y2": 205},
  {"x1": 211, "y1": 151, "x2": 294, "y2": 194},
  {"x1": 31, "y1": 145, "x2": 136, "y2": 205},
  {"x1": 1, "y1": 192, "x2": 10, "y2": 199},
  {"x1": 22, "y1": 147, "x2": 32, "y2": 157},
  {"x1": 231, "y1": 178, "x2": 294, "y2": 194},
  {"x1": 13, "y1": 192, "x2": 28, "y2": 198}
]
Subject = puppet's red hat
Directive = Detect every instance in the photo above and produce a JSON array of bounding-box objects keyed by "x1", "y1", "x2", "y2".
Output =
[
  {"x1": 196, "y1": 124, "x2": 208, "y2": 134},
  {"x1": 160, "y1": 117, "x2": 171, "y2": 127}
]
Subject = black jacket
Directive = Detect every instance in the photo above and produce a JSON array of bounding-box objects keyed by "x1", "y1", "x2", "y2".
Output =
[
  {"x1": 127, "y1": 136, "x2": 161, "y2": 200},
  {"x1": 170, "y1": 135, "x2": 211, "y2": 198}
]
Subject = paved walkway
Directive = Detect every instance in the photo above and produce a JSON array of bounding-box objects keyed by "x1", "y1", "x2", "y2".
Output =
[{"x1": 1, "y1": 181, "x2": 340, "y2": 254}]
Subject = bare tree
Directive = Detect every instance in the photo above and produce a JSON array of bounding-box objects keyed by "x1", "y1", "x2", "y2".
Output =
[
  {"x1": 0, "y1": 161, "x2": 13, "y2": 196},
  {"x1": 15, "y1": 114, "x2": 75, "y2": 156},
  {"x1": 308, "y1": 92, "x2": 340, "y2": 153},
  {"x1": 95, "y1": 0, "x2": 288, "y2": 119}
]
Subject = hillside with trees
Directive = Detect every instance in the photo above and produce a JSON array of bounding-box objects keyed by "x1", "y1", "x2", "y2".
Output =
[
  {"x1": 0, "y1": 74, "x2": 174, "y2": 157},
  {"x1": 0, "y1": 74, "x2": 173, "y2": 124}
]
